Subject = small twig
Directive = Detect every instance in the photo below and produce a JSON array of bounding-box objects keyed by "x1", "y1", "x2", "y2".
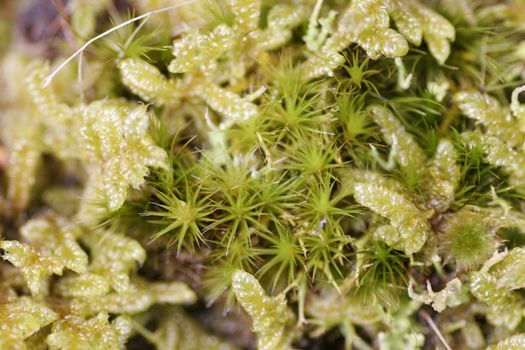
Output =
[
  {"x1": 43, "y1": 0, "x2": 197, "y2": 88},
  {"x1": 420, "y1": 309, "x2": 452, "y2": 350},
  {"x1": 50, "y1": 0, "x2": 77, "y2": 48}
]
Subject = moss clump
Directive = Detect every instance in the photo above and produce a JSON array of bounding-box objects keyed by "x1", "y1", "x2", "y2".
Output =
[
  {"x1": 449, "y1": 223, "x2": 490, "y2": 264},
  {"x1": 3, "y1": 0, "x2": 525, "y2": 349},
  {"x1": 439, "y1": 208, "x2": 496, "y2": 270}
]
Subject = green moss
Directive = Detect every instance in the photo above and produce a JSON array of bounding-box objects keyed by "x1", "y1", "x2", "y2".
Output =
[
  {"x1": 440, "y1": 209, "x2": 495, "y2": 270},
  {"x1": 352, "y1": 241, "x2": 409, "y2": 309},
  {"x1": 450, "y1": 224, "x2": 489, "y2": 261},
  {"x1": 2, "y1": 0, "x2": 525, "y2": 349}
]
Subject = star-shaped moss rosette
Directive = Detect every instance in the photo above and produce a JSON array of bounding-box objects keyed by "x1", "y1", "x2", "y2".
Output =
[{"x1": 3, "y1": 0, "x2": 525, "y2": 348}]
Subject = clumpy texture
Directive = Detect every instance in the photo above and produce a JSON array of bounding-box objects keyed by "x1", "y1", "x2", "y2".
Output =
[{"x1": 2, "y1": 0, "x2": 525, "y2": 349}]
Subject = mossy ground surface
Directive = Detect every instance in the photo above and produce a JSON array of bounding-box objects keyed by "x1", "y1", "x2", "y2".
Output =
[{"x1": 2, "y1": 0, "x2": 525, "y2": 349}]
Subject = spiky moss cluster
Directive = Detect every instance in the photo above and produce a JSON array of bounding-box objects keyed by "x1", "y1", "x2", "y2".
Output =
[{"x1": 3, "y1": 0, "x2": 525, "y2": 349}]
